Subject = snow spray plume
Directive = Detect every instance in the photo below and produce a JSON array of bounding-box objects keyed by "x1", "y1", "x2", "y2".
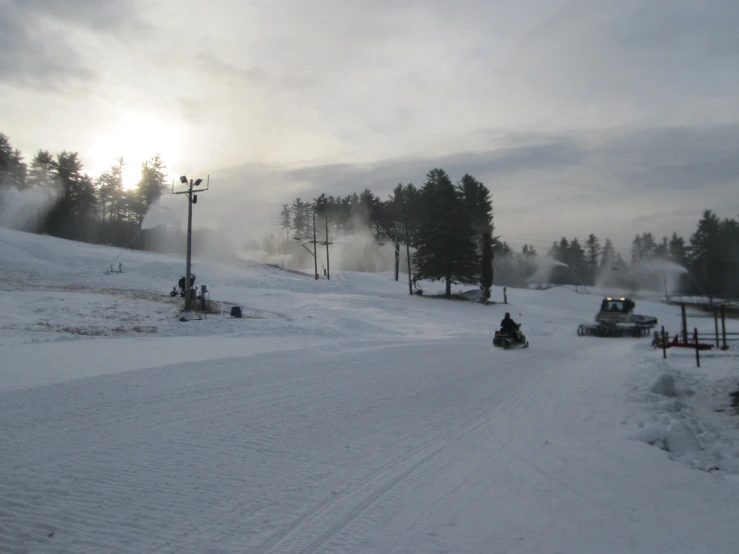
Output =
[
  {"x1": 248, "y1": 211, "x2": 406, "y2": 274},
  {"x1": 0, "y1": 183, "x2": 60, "y2": 233},
  {"x1": 310, "y1": 212, "x2": 403, "y2": 274},
  {"x1": 525, "y1": 256, "x2": 569, "y2": 286},
  {"x1": 630, "y1": 258, "x2": 689, "y2": 295},
  {"x1": 140, "y1": 195, "x2": 241, "y2": 264}
]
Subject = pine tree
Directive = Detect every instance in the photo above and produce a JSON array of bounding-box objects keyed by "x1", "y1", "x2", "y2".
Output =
[
  {"x1": 110, "y1": 157, "x2": 125, "y2": 222},
  {"x1": 689, "y1": 210, "x2": 724, "y2": 295},
  {"x1": 631, "y1": 234, "x2": 643, "y2": 262},
  {"x1": 548, "y1": 241, "x2": 560, "y2": 261},
  {"x1": 556, "y1": 237, "x2": 570, "y2": 264},
  {"x1": 291, "y1": 198, "x2": 306, "y2": 238},
  {"x1": 456, "y1": 174, "x2": 493, "y2": 237},
  {"x1": 600, "y1": 238, "x2": 616, "y2": 270},
  {"x1": 668, "y1": 233, "x2": 687, "y2": 265},
  {"x1": 585, "y1": 233, "x2": 600, "y2": 285},
  {"x1": 653, "y1": 236, "x2": 669, "y2": 259},
  {"x1": 358, "y1": 188, "x2": 379, "y2": 222},
  {"x1": 313, "y1": 193, "x2": 328, "y2": 216},
  {"x1": 642, "y1": 232, "x2": 657, "y2": 258},
  {"x1": 137, "y1": 154, "x2": 168, "y2": 212},
  {"x1": 568, "y1": 238, "x2": 587, "y2": 281},
  {"x1": 387, "y1": 184, "x2": 406, "y2": 220},
  {"x1": 0, "y1": 134, "x2": 27, "y2": 190},
  {"x1": 280, "y1": 204, "x2": 291, "y2": 231},
  {"x1": 522, "y1": 244, "x2": 537, "y2": 259},
  {"x1": 493, "y1": 240, "x2": 512, "y2": 256},
  {"x1": 27, "y1": 150, "x2": 55, "y2": 189},
  {"x1": 45, "y1": 151, "x2": 88, "y2": 237},
  {"x1": 481, "y1": 232, "x2": 493, "y2": 301},
  {"x1": 412, "y1": 168, "x2": 480, "y2": 297}
]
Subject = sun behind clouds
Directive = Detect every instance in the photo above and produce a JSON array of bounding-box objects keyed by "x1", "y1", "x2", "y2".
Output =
[{"x1": 88, "y1": 112, "x2": 184, "y2": 189}]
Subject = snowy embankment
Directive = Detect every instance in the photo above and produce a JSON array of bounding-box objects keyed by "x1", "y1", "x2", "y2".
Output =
[{"x1": 1, "y1": 226, "x2": 738, "y2": 554}]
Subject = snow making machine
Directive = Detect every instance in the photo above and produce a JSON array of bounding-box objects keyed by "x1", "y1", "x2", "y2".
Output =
[{"x1": 577, "y1": 297, "x2": 658, "y2": 338}]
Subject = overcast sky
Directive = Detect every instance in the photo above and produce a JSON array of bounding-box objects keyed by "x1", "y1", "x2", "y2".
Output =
[{"x1": 2, "y1": 0, "x2": 738, "y2": 251}]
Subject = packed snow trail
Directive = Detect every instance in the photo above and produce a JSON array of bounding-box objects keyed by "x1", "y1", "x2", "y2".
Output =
[
  {"x1": 1, "y1": 227, "x2": 738, "y2": 553},
  {"x1": 1, "y1": 335, "x2": 737, "y2": 554}
]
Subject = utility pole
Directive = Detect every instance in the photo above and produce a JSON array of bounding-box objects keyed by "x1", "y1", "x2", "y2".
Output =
[
  {"x1": 323, "y1": 213, "x2": 332, "y2": 279},
  {"x1": 172, "y1": 174, "x2": 209, "y2": 309},
  {"x1": 185, "y1": 181, "x2": 193, "y2": 308},
  {"x1": 312, "y1": 209, "x2": 319, "y2": 280},
  {"x1": 405, "y1": 218, "x2": 412, "y2": 295}
]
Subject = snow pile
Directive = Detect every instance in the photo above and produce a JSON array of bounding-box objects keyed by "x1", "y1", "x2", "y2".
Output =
[
  {"x1": 650, "y1": 374, "x2": 678, "y2": 397},
  {"x1": 635, "y1": 420, "x2": 703, "y2": 455},
  {"x1": 630, "y1": 359, "x2": 739, "y2": 474}
]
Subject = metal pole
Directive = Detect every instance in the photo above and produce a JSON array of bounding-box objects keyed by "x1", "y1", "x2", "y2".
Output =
[
  {"x1": 721, "y1": 305, "x2": 727, "y2": 350},
  {"x1": 313, "y1": 209, "x2": 318, "y2": 280},
  {"x1": 324, "y1": 212, "x2": 330, "y2": 280},
  {"x1": 405, "y1": 218, "x2": 412, "y2": 295},
  {"x1": 185, "y1": 179, "x2": 193, "y2": 310},
  {"x1": 681, "y1": 303, "x2": 688, "y2": 344},
  {"x1": 394, "y1": 241, "x2": 400, "y2": 281},
  {"x1": 694, "y1": 328, "x2": 700, "y2": 367}
]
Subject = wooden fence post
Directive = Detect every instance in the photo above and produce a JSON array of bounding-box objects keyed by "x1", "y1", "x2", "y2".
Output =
[
  {"x1": 721, "y1": 305, "x2": 728, "y2": 350},
  {"x1": 714, "y1": 309, "x2": 720, "y2": 349},
  {"x1": 681, "y1": 303, "x2": 688, "y2": 344},
  {"x1": 661, "y1": 326, "x2": 667, "y2": 359},
  {"x1": 694, "y1": 327, "x2": 700, "y2": 367}
]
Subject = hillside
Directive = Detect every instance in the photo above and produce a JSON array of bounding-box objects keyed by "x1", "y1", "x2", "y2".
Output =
[{"x1": 1, "y1": 227, "x2": 738, "y2": 554}]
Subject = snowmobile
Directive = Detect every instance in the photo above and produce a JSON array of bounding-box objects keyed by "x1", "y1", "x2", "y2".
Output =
[
  {"x1": 493, "y1": 324, "x2": 529, "y2": 349},
  {"x1": 577, "y1": 297, "x2": 658, "y2": 338}
]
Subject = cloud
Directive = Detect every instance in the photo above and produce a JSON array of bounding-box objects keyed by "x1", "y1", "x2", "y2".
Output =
[
  {"x1": 204, "y1": 124, "x2": 739, "y2": 250},
  {"x1": 507, "y1": 0, "x2": 739, "y2": 125},
  {"x1": 0, "y1": 0, "x2": 149, "y2": 89},
  {"x1": 2, "y1": 0, "x2": 738, "y2": 253}
]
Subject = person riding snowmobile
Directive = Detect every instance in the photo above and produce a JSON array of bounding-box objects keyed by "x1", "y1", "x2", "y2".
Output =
[{"x1": 500, "y1": 312, "x2": 522, "y2": 341}]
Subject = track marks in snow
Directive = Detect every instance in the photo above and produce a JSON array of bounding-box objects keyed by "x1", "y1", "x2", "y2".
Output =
[
  {"x1": 255, "y1": 345, "x2": 571, "y2": 554},
  {"x1": 1, "y1": 337, "x2": 536, "y2": 554}
]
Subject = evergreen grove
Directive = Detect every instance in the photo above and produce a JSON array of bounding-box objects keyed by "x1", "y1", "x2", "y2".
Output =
[
  {"x1": 2, "y1": 132, "x2": 737, "y2": 298},
  {"x1": 276, "y1": 171, "x2": 738, "y2": 298},
  {"x1": 0, "y1": 132, "x2": 168, "y2": 249}
]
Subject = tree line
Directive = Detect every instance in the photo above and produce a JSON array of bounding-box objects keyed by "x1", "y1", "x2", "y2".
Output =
[
  {"x1": 275, "y1": 169, "x2": 495, "y2": 299},
  {"x1": 4, "y1": 130, "x2": 736, "y2": 298},
  {"x1": 0, "y1": 132, "x2": 168, "y2": 248},
  {"x1": 489, "y1": 213, "x2": 737, "y2": 298},
  {"x1": 275, "y1": 172, "x2": 738, "y2": 298}
]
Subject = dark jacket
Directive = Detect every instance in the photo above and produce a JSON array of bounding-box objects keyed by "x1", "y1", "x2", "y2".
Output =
[{"x1": 500, "y1": 316, "x2": 518, "y2": 333}]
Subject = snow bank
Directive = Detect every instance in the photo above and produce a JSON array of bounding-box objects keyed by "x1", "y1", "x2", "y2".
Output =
[
  {"x1": 650, "y1": 374, "x2": 678, "y2": 397},
  {"x1": 635, "y1": 420, "x2": 703, "y2": 455},
  {"x1": 629, "y1": 354, "x2": 739, "y2": 474},
  {"x1": 665, "y1": 420, "x2": 703, "y2": 454}
]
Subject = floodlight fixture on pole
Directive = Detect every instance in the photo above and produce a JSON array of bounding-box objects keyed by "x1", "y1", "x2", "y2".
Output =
[{"x1": 172, "y1": 173, "x2": 210, "y2": 309}]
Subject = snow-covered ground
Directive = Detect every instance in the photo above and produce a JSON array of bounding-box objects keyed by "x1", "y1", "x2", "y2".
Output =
[{"x1": 1, "y1": 226, "x2": 738, "y2": 554}]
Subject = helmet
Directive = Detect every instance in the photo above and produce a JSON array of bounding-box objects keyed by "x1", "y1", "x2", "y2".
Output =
[{"x1": 505, "y1": 312, "x2": 510, "y2": 318}]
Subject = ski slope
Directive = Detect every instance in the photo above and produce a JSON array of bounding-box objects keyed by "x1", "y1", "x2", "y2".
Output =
[{"x1": 1, "y1": 227, "x2": 738, "y2": 554}]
